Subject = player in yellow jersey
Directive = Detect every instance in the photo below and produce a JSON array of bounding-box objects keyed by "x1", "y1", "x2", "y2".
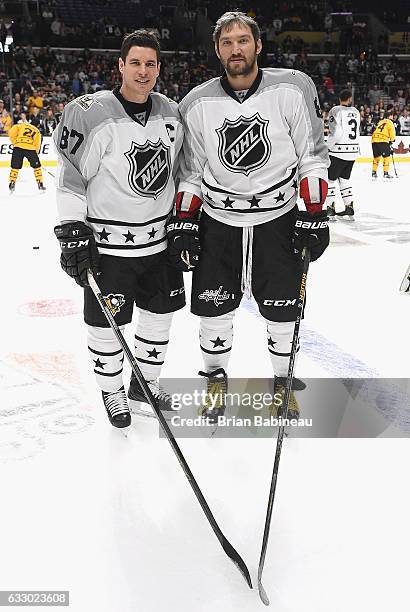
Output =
[
  {"x1": 371, "y1": 109, "x2": 396, "y2": 180},
  {"x1": 8, "y1": 116, "x2": 46, "y2": 193}
]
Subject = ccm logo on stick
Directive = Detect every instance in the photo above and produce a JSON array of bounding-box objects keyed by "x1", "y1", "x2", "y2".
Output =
[{"x1": 263, "y1": 299, "x2": 297, "y2": 306}]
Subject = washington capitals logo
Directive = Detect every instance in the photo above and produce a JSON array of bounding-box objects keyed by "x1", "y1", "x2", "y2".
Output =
[
  {"x1": 103, "y1": 293, "x2": 125, "y2": 316},
  {"x1": 216, "y1": 113, "x2": 271, "y2": 175},
  {"x1": 125, "y1": 139, "x2": 170, "y2": 199}
]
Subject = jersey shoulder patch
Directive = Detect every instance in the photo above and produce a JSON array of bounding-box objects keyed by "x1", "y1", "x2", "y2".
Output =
[{"x1": 74, "y1": 94, "x2": 103, "y2": 112}]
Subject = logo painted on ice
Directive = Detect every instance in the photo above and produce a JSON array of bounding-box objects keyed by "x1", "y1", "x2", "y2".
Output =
[
  {"x1": 216, "y1": 113, "x2": 271, "y2": 175},
  {"x1": 198, "y1": 286, "x2": 233, "y2": 307},
  {"x1": 125, "y1": 139, "x2": 171, "y2": 199},
  {"x1": 103, "y1": 293, "x2": 125, "y2": 315}
]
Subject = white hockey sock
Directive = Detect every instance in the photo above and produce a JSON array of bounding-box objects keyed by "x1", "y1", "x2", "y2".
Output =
[
  {"x1": 87, "y1": 325, "x2": 124, "y2": 392},
  {"x1": 339, "y1": 177, "x2": 353, "y2": 207},
  {"x1": 200, "y1": 311, "x2": 235, "y2": 373},
  {"x1": 266, "y1": 320, "x2": 299, "y2": 377},
  {"x1": 134, "y1": 308, "x2": 173, "y2": 381},
  {"x1": 326, "y1": 179, "x2": 337, "y2": 207}
]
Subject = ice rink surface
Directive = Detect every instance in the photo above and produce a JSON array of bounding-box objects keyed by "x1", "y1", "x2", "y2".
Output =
[{"x1": 0, "y1": 162, "x2": 409, "y2": 611}]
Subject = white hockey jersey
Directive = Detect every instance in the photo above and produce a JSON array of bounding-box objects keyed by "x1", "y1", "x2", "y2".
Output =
[
  {"x1": 327, "y1": 104, "x2": 361, "y2": 161},
  {"x1": 54, "y1": 90, "x2": 183, "y2": 257},
  {"x1": 178, "y1": 68, "x2": 329, "y2": 227}
]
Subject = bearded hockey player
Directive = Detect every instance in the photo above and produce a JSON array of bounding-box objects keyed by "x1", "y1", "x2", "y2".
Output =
[
  {"x1": 54, "y1": 30, "x2": 185, "y2": 427},
  {"x1": 325, "y1": 89, "x2": 361, "y2": 220},
  {"x1": 167, "y1": 12, "x2": 329, "y2": 421}
]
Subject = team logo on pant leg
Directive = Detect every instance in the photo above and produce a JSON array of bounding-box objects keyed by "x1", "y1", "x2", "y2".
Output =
[
  {"x1": 125, "y1": 140, "x2": 171, "y2": 199},
  {"x1": 103, "y1": 293, "x2": 125, "y2": 315},
  {"x1": 198, "y1": 286, "x2": 233, "y2": 307},
  {"x1": 216, "y1": 113, "x2": 271, "y2": 175}
]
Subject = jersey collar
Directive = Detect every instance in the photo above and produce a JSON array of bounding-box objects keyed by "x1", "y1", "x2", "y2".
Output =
[
  {"x1": 113, "y1": 87, "x2": 152, "y2": 126},
  {"x1": 220, "y1": 68, "x2": 263, "y2": 103}
]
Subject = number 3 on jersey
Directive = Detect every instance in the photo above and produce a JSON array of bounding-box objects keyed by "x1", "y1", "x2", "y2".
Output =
[
  {"x1": 59, "y1": 126, "x2": 84, "y2": 155},
  {"x1": 348, "y1": 118, "x2": 357, "y2": 140}
]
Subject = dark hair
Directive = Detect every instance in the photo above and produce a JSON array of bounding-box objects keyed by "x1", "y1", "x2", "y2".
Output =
[
  {"x1": 339, "y1": 89, "x2": 352, "y2": 102},
  {"x1": 213, "y1": 11, "x2": 260, "y2": 48},
  {"x1": 120, "y1": 29, "x2": 160, "y2": 63}
]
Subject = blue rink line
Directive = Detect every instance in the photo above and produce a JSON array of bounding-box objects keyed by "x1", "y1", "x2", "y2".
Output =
[
  {"x1": 240, "y1": 297, "x2": 378, "y2": 377},
  {"x1": 241, "y1": 298, "x2": 410, "y2": 432}
]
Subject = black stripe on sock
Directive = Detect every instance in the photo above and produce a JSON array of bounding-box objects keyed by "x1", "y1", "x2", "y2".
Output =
[
  {"x1": 89, "y1": 346, "x2": 123, "y2": 357},
  {"x1": 200, "y1": 345, "x2": 232, "y2": 355},
  {"x1": 134, "y1": 335, "x2": 169, "y2": 345}
]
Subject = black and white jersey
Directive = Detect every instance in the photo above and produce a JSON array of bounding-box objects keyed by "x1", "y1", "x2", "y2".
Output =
[
  {"x1": 178, "y1": 68, "x2": 328, "y2": 227},
  {"x1": 327, "y1": 104, "x2": 361, "y2": 160},
  {"x1": 54, "y1": 90, "x2": 183, "y2": 257}
]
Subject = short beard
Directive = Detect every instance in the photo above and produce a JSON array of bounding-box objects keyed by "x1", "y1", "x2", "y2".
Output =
[{"x1": 223, "y1": 56, "x2": 257, "y2": 78}]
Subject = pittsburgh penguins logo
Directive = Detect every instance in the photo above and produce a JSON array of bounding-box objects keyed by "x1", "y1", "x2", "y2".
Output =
[
  {"x1": 125, "y1": 139, "x2": 171, "y2": 199},
  {"x1": 216, "y1": 113, "x2": 271, "y2": 175},
  {"x1": 103, "y1": 293, "x2": 125, "y2": 316}
]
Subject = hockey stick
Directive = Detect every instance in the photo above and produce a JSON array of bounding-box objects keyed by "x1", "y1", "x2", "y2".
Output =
[
  {"x1": 45, "y1": 169, "x2": 55, "y2": 178},
  {"x1": 391, "y1": 150, "x2": 398, "y2": 178},
  {"x1": 257, "y1": 247, "x2": 310, "y2": 606},
  {"x1": 86, "y1": 270, "x2": 252, "y2": 589}
]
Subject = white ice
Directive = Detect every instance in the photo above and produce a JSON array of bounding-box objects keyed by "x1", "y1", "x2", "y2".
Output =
[{"x1": 0, "y1": 163, "x2": 409, "y2": 612}]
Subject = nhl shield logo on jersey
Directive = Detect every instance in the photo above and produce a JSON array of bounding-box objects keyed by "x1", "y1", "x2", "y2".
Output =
[
  {"x1": 216, "y1": 113, "x2": 271, "y2": 175},
  {"x1": 125, "y1": 140, "x2": 171, "y2": 199},
  {"x1": 103, "y1": 293, "x2": 125, "y2": 316}
]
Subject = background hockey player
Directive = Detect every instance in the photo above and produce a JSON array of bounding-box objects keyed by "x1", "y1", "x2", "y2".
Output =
[
  {"x1": 8, "y1": 120, "x2": 46, "y2": 193},
  {"x1": 54, "y1": 30, "x2": 184, "y2": 428},
  {"x1": 371, "y1": 109, "x2": 396, "y2": 180},
  {"x1": 325, "y1": 89, "x2": 361, "y2": 220},
  {"x1": 167, "y1": 12, "x2": 329, "y2": 421}
]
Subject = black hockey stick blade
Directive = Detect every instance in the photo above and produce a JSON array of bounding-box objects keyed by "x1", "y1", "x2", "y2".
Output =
[{"x1": 221, "y1": 538, "x2": 252, "y2": 588}]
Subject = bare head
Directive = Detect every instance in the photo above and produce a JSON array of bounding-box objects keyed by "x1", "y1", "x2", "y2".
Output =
[
  {"x1": 213, "y1": 12, "x2": 261, "y2": 85},
  {"x1": 119, "y1": 29, "x2": 161, "y2": 103}
]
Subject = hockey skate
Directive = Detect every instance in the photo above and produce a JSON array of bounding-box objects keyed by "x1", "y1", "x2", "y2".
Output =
[
  {"x1": 37, "y1": 181, "x2": 46, "y2": 192},
  {"x1": 128, "y1": 372, "x2": 176, "y2": 419},
  {"x1": 383, "y1": 172, "x2": 393, "y2": 181},
  {"x1": 9, "y1": 181, "x2": 15, "y2": 194},
  {"x1": 102, "y1": 386, "x2": 131, "y2": 428},
  {"x1": 371, "y1": 171, "x2": 377, "y2": 181},
  {"x1": 327, "y1": 204, "x2": 336, "y2": 221},
  {"x1": 198, "y1": 368, "x2": 228, "y2": 424},
  {"x1": 336, "y1": 204, "x2": 354, "y2": 221},
  {"x1": 270, "y1": 377, "x2": 300, "y2": 420}
]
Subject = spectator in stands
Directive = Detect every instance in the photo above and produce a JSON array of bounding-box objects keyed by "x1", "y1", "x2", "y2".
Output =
[
  {"x1": 29, "y1": 106, "x2": 42, "y2": 128},
  {"x1": 392, "y1": 113, "x2": 401, "y2": 136},
  {"x1": 54, "y1": 101, "x2": 65, "y2": 124},
  {"x1": 317, "y1": 57, "x2": 330, "y2": 77},
  {"x1": 27, "y1": 88, "x2": 44, "y2": 115},
  {"x1": 41, "y1": 107, "x2": 57, "y2": 135},
  {"x1": 0, "y1": 109, "x2": 12, "y2": 135},
  {"x1": 399, "y1": 109, "x2": 410, "y2": 135}
]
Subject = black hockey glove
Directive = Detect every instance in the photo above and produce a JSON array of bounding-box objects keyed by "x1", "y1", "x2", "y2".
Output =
[
  {"x1": 54, "y1": 221, "x2": 100, "y2": 287},
  {"x1": 166, "y1": 215, "x2": 200, "y2": 272},
  {"x1": 293, "y1": 210, "x2": 329, "y2": 262}
]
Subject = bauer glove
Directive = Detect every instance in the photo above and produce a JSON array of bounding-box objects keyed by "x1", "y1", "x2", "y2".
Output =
[
  {"x1": 293, "y1": 210, "x2": 329, "y2": 262},
  {"x1": 166, "y1": 215, "x2": 200, "y2": 272},
  {"x1": 54, "y1": 221, "x2": 100, "y2": 287}
]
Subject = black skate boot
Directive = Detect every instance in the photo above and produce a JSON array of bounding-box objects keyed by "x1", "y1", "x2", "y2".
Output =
[
  {"x1": 327, "y1": 204, "x2": 336, "y2": 221},
  {"x1": 336, "y1": 204, "x2": 354, "y2": 220},
  {"x1": 198, "y1": 368, "x2": 228, "y2": 424},
  {"x1": 128, "y1": 372, "x2": 176, "y2": 419},
  {"x1": 102, "y1": 386, "x2": 131, "y2": 428},
  {"x1": 371, "y1": 171, "x2": 377, "y2": 181},
  {"x1": 9, "y1": 181, "x2": 15, "y2": 194},
  {"x1": 37, "y1": 181, "x2": 46, "y2": 192},
  {"x1": 383, "y1": 172, "x2": 393, "y2": 180},
  {"x1": 270, "y1": 377, "x2": 301, "y2": 420}
]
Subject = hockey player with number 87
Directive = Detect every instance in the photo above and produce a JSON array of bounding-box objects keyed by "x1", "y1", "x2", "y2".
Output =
[
  {"x1": 167, "y1": 11, "x2": 330, "y2": 422},
  {"x1": 54, "y1": 30, "x2": 185, "y2": 428}
]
